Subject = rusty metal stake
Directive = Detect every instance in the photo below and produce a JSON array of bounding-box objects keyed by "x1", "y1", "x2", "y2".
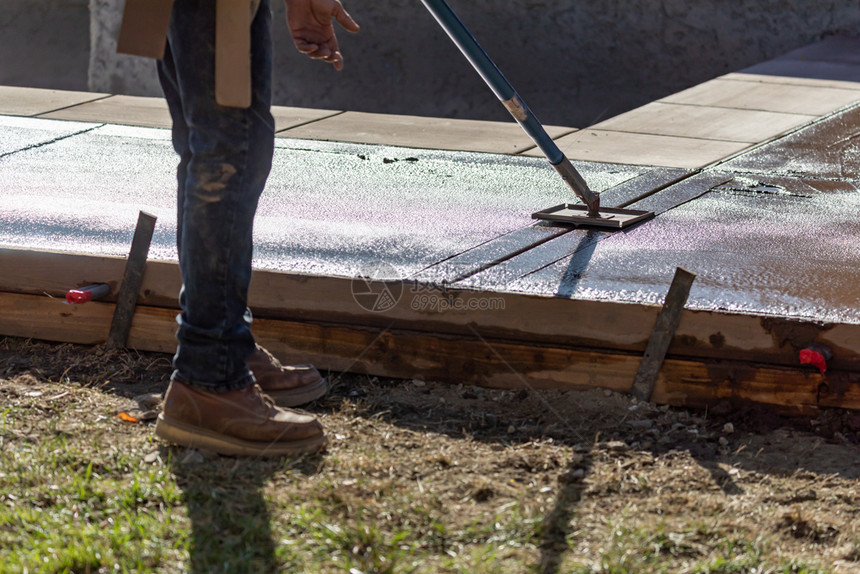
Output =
[
  {"x1": 630, "y1": 267, "x2": 696, "y2": 402},
  {"x1": 107, "y1": 211, "x2": 157, "y2": 348}
]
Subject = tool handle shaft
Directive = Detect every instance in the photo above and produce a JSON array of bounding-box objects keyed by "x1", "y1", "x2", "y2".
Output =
[
  {"x1": 420, "y1": 0, "x2": 599, "y2": 214},
  {"x1": 419, "y1": 0, "x2": 562, "y2": 164}
]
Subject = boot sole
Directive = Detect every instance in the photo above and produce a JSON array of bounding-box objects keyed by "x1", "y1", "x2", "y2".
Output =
[
  {"x1": 264, "y1": 376, "x2": 329, "y2": 408},
  {"x1": 154, "y1": 414, "x2": 327, "y2": 457}
]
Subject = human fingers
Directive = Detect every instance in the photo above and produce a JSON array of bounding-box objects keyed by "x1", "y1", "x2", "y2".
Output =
[
  {"x1": 332, "y1": 3, "x2": 360, "y2": 33},
  {"x1": 293, "y1": 39, "x2": 320, "y2": 55},
  {"x1": 294, "y1": 41, "x2": 343, "y2": 69}
]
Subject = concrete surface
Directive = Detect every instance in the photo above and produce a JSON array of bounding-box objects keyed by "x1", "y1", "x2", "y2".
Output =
[
  {"x1": 0, "y1": 86, "x2": 107, "y2": 118},
  {"x1": 1, "y1": 100, "x2": 859, "y2": 326},
  {"x1": 661, "y1": 78, "x2": 860, "y2": 115},
  {"x1": 592, "y1": 102, "x2": 815, "y2": 143},
  {"x1": 0, "y1": 117, "x2": 649, "y2": 277},
  {"x1": 475, "y1": 175, "x2": 860, "y2": 324},
  {"x1": 87, "y1": 0, "x2": 860, "y2": 127},
  {"x1": 3, "y1": 35, "x2": 860, "y2": 330},
  {"x1": 280, "y1": 111, "x2": 574, "y2": 154}
]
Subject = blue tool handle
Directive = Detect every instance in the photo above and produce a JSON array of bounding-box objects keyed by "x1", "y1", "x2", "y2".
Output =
[
  {"x1": 420, "y1": 0, "x2": 600, "y2": 214},
  {"x1": 419, "y1": 0, "x2": 563, "y2": 163}
]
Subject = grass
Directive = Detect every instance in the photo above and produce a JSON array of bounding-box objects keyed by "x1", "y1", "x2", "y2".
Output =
[
  {"x1": 560, "y1": 523, "x2": 827, "y2": 574},
  {"x1": 1, "y1": 339, "x2": 854, "y2": 573}
]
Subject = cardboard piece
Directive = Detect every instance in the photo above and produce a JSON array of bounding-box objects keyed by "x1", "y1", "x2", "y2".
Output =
[
  {"x1": 215, "y1": 0, "x2": 253, "y2": 108},
  {"x1": 117, "y1": 0, "x2": 174, "y2": 60},
  {"x1": 117, "y1": 0, "x2": 258, "y2": 109}
]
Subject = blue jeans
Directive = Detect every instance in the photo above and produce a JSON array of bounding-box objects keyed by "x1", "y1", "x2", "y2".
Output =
[{"x1": 157, "y1": 0, "x2": 275, "y2": 391}]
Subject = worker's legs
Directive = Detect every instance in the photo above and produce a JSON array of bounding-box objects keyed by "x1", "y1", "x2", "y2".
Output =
[{"x1": 157, "y1": 0, "x2": 275, "y2": 392}]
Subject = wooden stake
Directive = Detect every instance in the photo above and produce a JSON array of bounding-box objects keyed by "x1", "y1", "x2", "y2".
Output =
[
  {"x1": 630, "y1": 267, "x2": 697, "y2": 402},
  {"x1": 107, "y1": 211, "x2": 157, "y2": 348}
]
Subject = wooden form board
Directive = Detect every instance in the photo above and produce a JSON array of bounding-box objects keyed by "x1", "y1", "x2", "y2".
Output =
[
  {"x1": 1, "y1": 290, "x2": 857, "y2": 415},
  {"x1": 2, "y1": 246, "x2": 859, "y2": 378}
]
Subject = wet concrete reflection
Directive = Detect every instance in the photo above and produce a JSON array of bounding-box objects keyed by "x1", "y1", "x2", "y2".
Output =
[
  {"x1": 1, "y1": 110, "x2": 859, "y2": 325},
  {"x1": 0, "y1": 117, "x2": 652, "y2": 277},
  {"x1": 506, "y1": 183, "x2": 860, "y2": 323}
]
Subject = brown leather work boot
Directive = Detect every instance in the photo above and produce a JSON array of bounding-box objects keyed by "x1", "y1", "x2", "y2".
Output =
[
  {"x1": 155, "y1": 380, "x2": 326, "y2": 457},
  {"x1": 246, "y1": 346, "x2": 328, "y2": 407}
]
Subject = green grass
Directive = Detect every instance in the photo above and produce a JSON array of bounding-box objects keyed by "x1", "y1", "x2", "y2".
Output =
[
  {"x1": 561, "y1": 522, "x2": 828, "y2": 574},
  {"x1": 0, "y1": 410, "x2": 835, "y2": 574},
  {"x1": 0, "y1": 339, "x2": 844, "y2": 573},
  {"x1": 0, "y1": 429, "x2": 185, "y2": 573},
  {"x1": 0, "y1": 409, "x2": 537, "y2": 573}
]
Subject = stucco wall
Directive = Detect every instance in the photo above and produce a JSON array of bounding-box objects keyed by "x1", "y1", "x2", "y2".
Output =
[
  {"x1": 89, "y1": 1, "x2": 860, "y2": 127},
  {"x1": 0, "y1": 0, "x2": 90, "y2": 91}
]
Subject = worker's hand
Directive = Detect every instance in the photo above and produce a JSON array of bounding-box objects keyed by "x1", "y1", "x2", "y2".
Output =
[{"x1": 285, "y1": 0, "x2": 359, "y2": 71}]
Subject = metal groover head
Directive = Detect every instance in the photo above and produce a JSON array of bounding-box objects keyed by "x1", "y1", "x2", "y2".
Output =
[{"x1": 553, "y1": 156, "x2": 600, "y2": 216}]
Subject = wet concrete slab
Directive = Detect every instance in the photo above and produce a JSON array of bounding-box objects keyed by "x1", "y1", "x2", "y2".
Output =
[
  {"x1": 0, "y1": 115, "x2": 100, "y2": 156},
  {"x1": 258, "y1": 139, "x2": 657, "y2": 276},
  {"x1": 0, "y1": 117, "x2": 659, "y2": 279},
  {"x1": 414, "y1": 167, "x2": 689, "y2": 284},
  {"x1": 489, "y1": 178, "x2": 860, "y2": 324},
  {"x1": 0, "y1": 123, "x2": 179, "y2": 259},
  {"x1": 719, "y1": 103, "x2": 860, "y2": 179},
  {"x1": 2, "y1": 91, "x2": 859, "y2": 327},
  {"x1": 454, "y1": 172, "x2": 730, "y2": 290}
]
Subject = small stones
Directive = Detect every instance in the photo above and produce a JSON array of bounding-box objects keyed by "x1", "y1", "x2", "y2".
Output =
[
  {"x1": 136, "y1": 409, "x2": 159, "y2": 421},
  {"x1": 134, "y1": 392, "x2": 163, "y2": 410},
  {"x1": 722, "y1": 423, "x2": 735, "y2": 434}
]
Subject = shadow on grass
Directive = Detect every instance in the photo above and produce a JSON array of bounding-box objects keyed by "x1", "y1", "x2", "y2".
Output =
[
  {"x1": 537, "y1": 450, "x2": 593, "y2": 574},
  {"x1": 164, "y1": 447, "x2": 324, "y2": 574}
]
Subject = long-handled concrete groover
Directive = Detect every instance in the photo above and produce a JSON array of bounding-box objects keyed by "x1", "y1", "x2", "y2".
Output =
[{"x1": 420, "y1": 0, "x2": 654, "y2": 229}]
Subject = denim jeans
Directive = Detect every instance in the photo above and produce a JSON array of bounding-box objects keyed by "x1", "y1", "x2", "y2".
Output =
[{"x1": 157, "y1": 0, "x2": 275, "y2": 391}]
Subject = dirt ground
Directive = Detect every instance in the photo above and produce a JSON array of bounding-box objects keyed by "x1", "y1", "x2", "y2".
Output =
[{"x1": 2, "y1": 337, "x2": 860, "y2": 572}]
